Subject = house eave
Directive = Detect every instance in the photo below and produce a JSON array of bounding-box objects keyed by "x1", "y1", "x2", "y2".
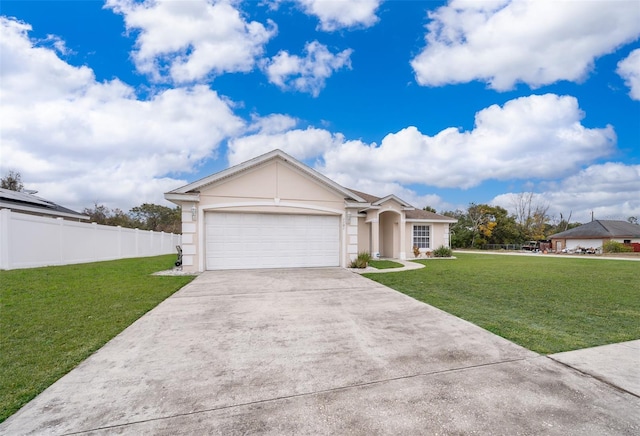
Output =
[
  {"x1": 406, "y1": 218, "x2": 458, "y2": 224},
  {"x1": 164, "y1": 193, "x2": 200, "y2": 203}
]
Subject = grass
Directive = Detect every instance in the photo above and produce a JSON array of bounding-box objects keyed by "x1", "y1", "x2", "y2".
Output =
[
  {"x1": 369, "y1": 259, "x2": 404, "y2": 269},
  {"x1": 0, "y1": 255, "x2": 195, "y2": 423},
  {"x1": 364, "y1": 253, "x2": 640, "y2": 354}
]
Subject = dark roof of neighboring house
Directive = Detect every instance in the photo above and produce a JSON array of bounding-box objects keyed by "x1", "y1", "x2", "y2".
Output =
[
  {"x1": 348, "y1": 189, "x2": 455, "y2": 221},
  {"x1": 549, "y1": 220, "x2": 640, "y2": 239},
  {"x1": 0, "y1": 188, "x2": 88, "y2": 220}
]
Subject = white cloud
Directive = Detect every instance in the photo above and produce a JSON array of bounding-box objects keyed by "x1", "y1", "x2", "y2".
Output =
[
  {"x1": 617, "y1": 49, "x2": 640, "y2": 100},
  {"x1": 263, "y1": 41, "x2": 352, "y2": 96},
  {"x1": 0, "y1": 16, "x2": 244, "y2": 210},
  {"x1": 247, "y1": 113, "x2": 299, "y2": 135},
  {"x1": 492, "y1": 163, "x2": 640, "y2": 223},
  {"x1": 105, "y1": 0, "x2": 276, "y2": 83},
  {"x1": 227, "y1": 127, "x2": 345, "y2": 166},
  {"x1": 411, "y1": 0, "x2": 640, "y2": 90},
  {"x1": 293, "y1": 0, "x2": 382, "y2": 31},
  {"x1": 318, "y1": 94, "x2": 616, "y2": 188}
]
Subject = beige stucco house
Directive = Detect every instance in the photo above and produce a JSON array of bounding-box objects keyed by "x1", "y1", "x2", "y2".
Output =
[{"x1": 165, "y1": 149, "x2": 456, "y2": 272}]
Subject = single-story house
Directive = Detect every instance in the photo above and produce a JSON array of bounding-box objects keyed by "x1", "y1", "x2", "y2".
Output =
[
  {"x1": 165, "y1": 149, "x2": 456, "y2": 272},
  {"x1": 0, "y1": 188, "x2": 88, "y2": 221},
  {"x1": 549, "y1": 220, "x2": 640, "y2": 252}
]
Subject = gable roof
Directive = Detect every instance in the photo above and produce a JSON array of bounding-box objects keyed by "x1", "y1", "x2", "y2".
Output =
[
  {"x1": 166, "y1": 149, "x2": 366, "y2": 203},
  {"x1": 0, "y1": 188, "x2": 88, "y2": 220},
  {"x1": 349, "y1": 189, "x2": 455, "y2": 222},
  {"x1": 549, "y1": 220, "x2": 640, "y2": 239},
  {"x1": 164, "y1": 149, "x2": 456, "y2": 223}
]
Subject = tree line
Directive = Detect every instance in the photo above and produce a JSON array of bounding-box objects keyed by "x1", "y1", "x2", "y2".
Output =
[
  {"x1": 81, "y1": 203, "x2": 181, "y2": 234},
  {"x1": 437, "y1": 194, "x2": 638, "y2": 248}
]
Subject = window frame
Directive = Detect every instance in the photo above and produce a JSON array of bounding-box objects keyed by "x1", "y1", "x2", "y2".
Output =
[{"x1": 412, "y1": 224, "x2": 431, "y2": 249}]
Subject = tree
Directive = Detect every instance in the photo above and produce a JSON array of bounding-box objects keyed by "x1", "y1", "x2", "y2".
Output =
[
  {"x1": 423, "y1": 205, "x2": 437, "y2": 213},
  {"x1": 129, "y1": 203, "x2": 181, "y2": 233},
  {"x1": 510, "y1": 192, "x2": 550, "y2": 240},
  {"x1": 82, "y1": 203, "x2": 136, "y2": 228},
  {"x1": 1, "y1": 170, "x2": 24, "y2": 191},
  {"x1": 481, "y1": 205, "x2": 520, "y2": 245},
  {"x1": 467, "y1": 203, "x2": 495, "y2": 248},
  {"x1": 628, "y1": 216, "x2": 638, "y2": 225},
  {"x1": 443, "y1": 209, "x2": 472, "y2": 248}
]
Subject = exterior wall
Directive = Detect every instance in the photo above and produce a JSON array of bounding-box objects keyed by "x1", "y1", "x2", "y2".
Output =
[
  {"x1": 405, "y1": 222, "x2": 452, "y2": 258},
  {"x1": 379, "y1": 211, "x2": 399, "y2": 258},
  {"x1": 357, "y1": 216, "x2": 370, "y2": 254},
  {"x1": 0, "y1": 208, "x2": 180, "y2": 270},
  {"x1": 183, "y1": 160, "x2": 351, "y2": 272},
  {"x1": 552, "y1": 237, "x2": 640, "y2": 251}
]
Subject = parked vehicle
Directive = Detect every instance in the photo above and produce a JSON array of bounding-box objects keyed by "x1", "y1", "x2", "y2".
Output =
[{"x1": 521, "y1": 241, "x2": 540, "y2": 251}]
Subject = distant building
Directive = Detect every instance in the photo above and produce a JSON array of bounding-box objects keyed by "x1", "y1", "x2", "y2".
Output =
[
  {"x1": 549, "y1": 220, "x2": 640, "y2": 252},
  {"x1": 0, "y1": 188, "x2": 88, "y2": 221}
]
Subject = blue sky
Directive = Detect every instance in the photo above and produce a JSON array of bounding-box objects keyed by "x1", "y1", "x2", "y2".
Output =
[{"x1": 1, "y1": 0, "x2": 639, "y2": 223}]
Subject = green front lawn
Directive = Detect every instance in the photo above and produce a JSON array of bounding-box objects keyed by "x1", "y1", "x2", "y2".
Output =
[
  {"x1": 365, "y1": 253, "x2": 640, "y2": 354},
  {"x1": 369, "y1": 259, "x2": 404, "y2": 269},
  {"x1": 0, "y1": 255, "x2": 195, "y2": 422}
]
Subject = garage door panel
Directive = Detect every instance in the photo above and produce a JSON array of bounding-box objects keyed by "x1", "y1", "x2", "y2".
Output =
[{"x1": 206, "y1": 213, "x2": 340, "y2": 270}]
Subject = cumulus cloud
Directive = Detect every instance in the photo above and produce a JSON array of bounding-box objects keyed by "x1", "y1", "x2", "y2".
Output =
[
  {"x1": 0, "y1": 16, "x2": 244, "y2": 210},
  {"x1": 492, "y1": 163, "x2": 640, "y2": 223},
  {"x1": 411, "y1": 0, "x2": 640, "y2": 90},
  {"x1": 106, "y1": 0, "x2": 276, "y2": 83},
  {"x1": 293, "y1": 0, "x2": 382, "y2": 31},
  {"x1": 318, "y1": 94, "x2": 616, "y2": 188},
  {"x1": 227, "y1": 126, "x2": 346, "y2": 166},
  {"x1": 263, "y1": 41, "x2": 352, "y2": 96},
  {"x1": 617, "y1": 49, "x2": 640, "y2": 100}
]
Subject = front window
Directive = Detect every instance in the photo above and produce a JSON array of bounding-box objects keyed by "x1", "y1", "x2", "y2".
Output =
[{"x1": 413, "y1": 225, "x2": 430, "y2": 249}]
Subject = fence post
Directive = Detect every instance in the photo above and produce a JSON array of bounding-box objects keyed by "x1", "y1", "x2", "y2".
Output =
[
  {"x1": 117, "y1": 226, "x2": 122, "y2": 258},
  {"x1": 0, "y1": 209, "x2": 11, "y2": 270},
  {"x1": 135, "y1": 228, "x2": 139, "y2": 257},
  {"x1": 57, "y1": 218, "x2": 65, "y2": 265}
]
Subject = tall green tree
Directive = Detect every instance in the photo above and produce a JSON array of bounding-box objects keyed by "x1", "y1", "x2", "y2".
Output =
[
  {"x1": 443, "y1": 209, "x2": 473, "y2": 248},
  {"x1": 481, "y1": 205, "x2": 520, "y2": 245},
  {"x1": 129, "y1": 203, "x2": 181, "y2": 233}
]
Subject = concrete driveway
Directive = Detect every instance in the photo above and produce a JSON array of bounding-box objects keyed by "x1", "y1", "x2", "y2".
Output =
[{"x1": 2, "y1": 268, "x2": 638, "y2": 435}]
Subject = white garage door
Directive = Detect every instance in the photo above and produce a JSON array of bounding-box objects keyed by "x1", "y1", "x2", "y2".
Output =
[{"x1": 205, "y1": 212, "x2": 340, "y2": 270}]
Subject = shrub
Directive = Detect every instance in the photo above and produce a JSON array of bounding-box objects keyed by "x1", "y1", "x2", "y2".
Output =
[
  {"x1": 412, "y1": 245, "x2": 420, "y2": 257},
  {"x1": 602, "y1": 240, "x2": 633, "y2": 253},
  {"x1": 432, "y1": 245, "x2": 453, "y2": 257},
  {"x1": 349, "y1": 251, "x2": 372, "y2": 268}
]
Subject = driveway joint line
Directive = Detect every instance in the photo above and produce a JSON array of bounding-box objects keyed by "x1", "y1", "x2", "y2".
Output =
[
  {"x1": 172, "y1": 287, "x2": 380, "y2": 298},
  {"x1": 546, "y1": 355, "x2": 640, "y2": 399},
  {"x1": 62, "y1": 356, "x2": 532, "y2": 435}
]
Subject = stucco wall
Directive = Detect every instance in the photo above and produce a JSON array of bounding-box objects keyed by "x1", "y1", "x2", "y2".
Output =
[
  {"x1": 405, "y1": 222, "x2": 452, "y2": 258},
  {"x1": 179, "y1": 160, "x2": 351, "y2": 272}
]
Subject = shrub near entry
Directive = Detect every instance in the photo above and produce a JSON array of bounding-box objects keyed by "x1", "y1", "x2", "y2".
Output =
[
  {"x1": 349, "y1": 251, "x2": 372, "y2": 268},
  {"x1": 433, "y1": 245, "x2": 453, "y2": 257}
]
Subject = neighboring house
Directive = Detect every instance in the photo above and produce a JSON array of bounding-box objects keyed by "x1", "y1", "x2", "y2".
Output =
[
  {"x1": 549, "y1": 220, "x2": 640, "y2": 252},
  {"x1": 0, "y1": 188, "x2": 88, "y2": 221},
  {"x1": 165, "y1": 149, "x2": 456, "y2": 272}
]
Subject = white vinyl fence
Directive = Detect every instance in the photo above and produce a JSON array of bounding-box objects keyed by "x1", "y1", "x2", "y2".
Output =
[{"x1": 0, "y1": 209, "x2": 181, "y2": 270}]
